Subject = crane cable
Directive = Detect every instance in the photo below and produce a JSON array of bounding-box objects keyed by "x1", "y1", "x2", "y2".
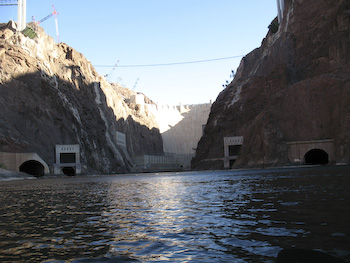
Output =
[{"x1": 94, "y1": 55, "x2": 244, "y2": 68}]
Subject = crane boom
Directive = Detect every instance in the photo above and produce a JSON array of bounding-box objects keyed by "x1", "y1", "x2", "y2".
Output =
[
  {"x1": 35, "y1": 5, "x2": 60, "y2": 43},
  {"x1": 38, "y1": 13, "x2": 53, "y2": 24}
]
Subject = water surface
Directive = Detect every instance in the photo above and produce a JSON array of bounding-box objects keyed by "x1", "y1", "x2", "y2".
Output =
[{"x1": 0, "y1": 166, "x2": 349, "y2": 262}]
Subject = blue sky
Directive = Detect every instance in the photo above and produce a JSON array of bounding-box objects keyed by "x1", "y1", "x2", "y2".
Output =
[{"x1": 1, "y1": 0, "x2": 277, "y2": 105}]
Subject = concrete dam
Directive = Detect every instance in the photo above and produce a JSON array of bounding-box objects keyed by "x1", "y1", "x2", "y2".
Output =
[{"x1": 131, "y1": 93, "x2": 212, "y2": 171}]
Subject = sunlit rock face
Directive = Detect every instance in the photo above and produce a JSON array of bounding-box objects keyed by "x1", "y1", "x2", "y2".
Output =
[
  {"x1": 192, "y1": 0, "x2": 350, "y2": 170},
  {"x1": 0, "y1": 21, "x2": 163, "y2": 174}
]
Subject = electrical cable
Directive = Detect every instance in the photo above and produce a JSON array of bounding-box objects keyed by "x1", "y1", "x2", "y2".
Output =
[
  {"x1": 94, "y1": 55, "x2": 244, "y2": 68},
  {"x1": 0, "y1": 0, "x2": 18, "y2": 6}
]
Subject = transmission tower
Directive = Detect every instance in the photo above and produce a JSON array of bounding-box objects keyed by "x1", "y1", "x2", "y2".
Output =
[{"x1": 133, "y1": 78, "x2": 139, "y2": 90}]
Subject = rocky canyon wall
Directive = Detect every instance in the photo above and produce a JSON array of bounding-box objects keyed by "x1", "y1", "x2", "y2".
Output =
[
  {"x1": 0, "y1": 21, "x2": 163, "y2": 174},
  {"x1": 192, "y1": 0, "x2": 350, "y2": 169}
]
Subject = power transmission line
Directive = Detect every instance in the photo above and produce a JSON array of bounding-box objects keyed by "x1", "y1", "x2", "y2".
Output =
[
  {"x1": 94, "y1": 55, "x2": 244, "y2": 68},
  {"x1": 0, "y1": 0, "x2": 18, "y2": 6}
]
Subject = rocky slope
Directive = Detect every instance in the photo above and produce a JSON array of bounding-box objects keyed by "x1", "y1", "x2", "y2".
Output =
[
  {"x1": 192, "y1": 0, "x2": 350, "y2": 169},
  {"x1": 0, "y1": 21, "x2": 163, "y2": 174}
]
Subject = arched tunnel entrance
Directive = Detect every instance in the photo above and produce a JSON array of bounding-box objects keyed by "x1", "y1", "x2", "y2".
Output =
[
  {"x1": 19, "y1": 160, "x2": 45, "y2": 177},
  {"x1": 62, "y1": 167, "x2": 76, "y2": 176},
  {"x1": 304, "y1": 149, "x2": 329, "y2": 165}
]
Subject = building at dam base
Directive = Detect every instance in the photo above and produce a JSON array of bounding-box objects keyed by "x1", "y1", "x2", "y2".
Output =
[
  {"x1": 0, "y1": 145, "x2": 81, "y2": 177},
  {"x1": 53, "y1": 144, "x2": 81, "y2": 176}
]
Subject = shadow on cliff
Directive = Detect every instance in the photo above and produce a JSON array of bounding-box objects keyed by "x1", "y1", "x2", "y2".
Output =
[
  {"x1": 116, "y1": 116, "x2": 164, "y2": 158},
  {"x1": 161, "y1": 110, "x2": 192, "y2": 155},
  {"x1": 0, "y1": 71, "x2": 163, "y2": 174},
  {"x1": 161, "y1": 105, "x2": 211, "y2": 157}
]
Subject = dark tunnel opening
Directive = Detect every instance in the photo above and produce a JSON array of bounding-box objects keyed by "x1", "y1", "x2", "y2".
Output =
[
  {"x1": 19, "y1": 160, "x2": 45, "y2": 177},
  {"x1": 304, "y1": 149, "x2": 329, "y2": 165},
  {"x1": 62, "y1": 167, "x2": 76, "y2": 176}
]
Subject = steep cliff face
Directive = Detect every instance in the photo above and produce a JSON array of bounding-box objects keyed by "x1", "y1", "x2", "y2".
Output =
[
  {"x1": 0, "y1": 21, "x2": 163, "y2": 174},
  {"x1": 192, "y1": 0, "x2": 350, "y2": 169}
]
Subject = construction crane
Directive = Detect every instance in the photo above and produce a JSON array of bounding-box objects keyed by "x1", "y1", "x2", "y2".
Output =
[
  {"x1": 133, "y1": 78, "x2": 139, "y2": 91},
  {"x1": 104, "y1": 60, "x2": 119, "y2": 81},
  {"x1": 34, "y1": 5, "x2": 60, "y2": 43}
]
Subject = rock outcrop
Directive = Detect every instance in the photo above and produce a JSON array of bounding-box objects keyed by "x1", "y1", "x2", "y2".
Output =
[
  {"x1": 192, "y1": 0, "x2": 350, "y2": 169},
  {"x1": 0, "y1": 21, "x2": 163, "y2": 174}
]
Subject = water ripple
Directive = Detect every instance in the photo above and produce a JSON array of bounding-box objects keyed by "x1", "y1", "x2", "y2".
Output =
[{"x1": 0, "y1": 167, "x2": 350, "y2": 262}]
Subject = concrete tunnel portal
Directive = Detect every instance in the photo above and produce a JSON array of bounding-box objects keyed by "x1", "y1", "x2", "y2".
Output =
[
  {"x1": 19, "y1": 160, "x2": 45, "y2": 177},
  {"x1": 304, "y1": 149, "x2": 329, "y2": 165},
  {"x1": 287, "y1": 140, "x2": 335, "y2": 165},
  {"x1": 0, "y1": 152, "x2": 50, "y2": 177}
]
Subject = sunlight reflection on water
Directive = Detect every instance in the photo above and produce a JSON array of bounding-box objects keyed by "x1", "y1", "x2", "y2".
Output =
[{"x1": 0, "y1": 166, "x2": 349, "y2": 262}]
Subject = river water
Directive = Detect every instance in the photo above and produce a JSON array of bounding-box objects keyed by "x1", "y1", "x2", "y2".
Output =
[{"x1": 0, "y1": 166, "x2": 349, "y2": 262}]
